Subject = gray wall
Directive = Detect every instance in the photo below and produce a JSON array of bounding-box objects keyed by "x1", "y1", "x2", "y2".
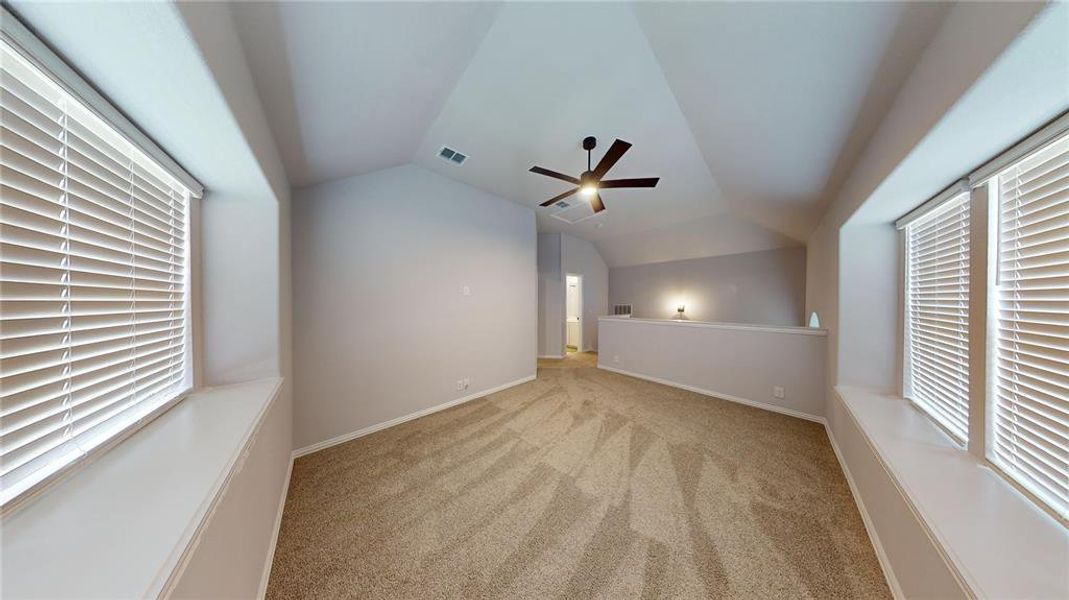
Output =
[
  {"x1": 609, "y1": 246, "x2": 806, "y2": 326},
  {"x1": 599, "y1": 318, "x2": 827, "y2": 419},
  {"x1": 562, "y1": 234, "x2": 608, "y2": 351},
  {"x1": 292, "y1": 164, "x2": 537, "y2": 450},
  {"x1": 537, "y1": 233, "x2": 563, "y2": 357}
]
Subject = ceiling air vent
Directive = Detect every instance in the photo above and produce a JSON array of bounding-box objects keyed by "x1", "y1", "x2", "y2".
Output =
[
  {"x1": 550, "y1": 198, "x2": 597, "y2": 224},
  {"x1": 438, "y1": 146, "x2": 467, "y2": 165}
]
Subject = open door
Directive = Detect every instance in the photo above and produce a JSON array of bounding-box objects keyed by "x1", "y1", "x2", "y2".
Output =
[{"x1": 566, "y1": 274, "x2": 582, "y2": 351}]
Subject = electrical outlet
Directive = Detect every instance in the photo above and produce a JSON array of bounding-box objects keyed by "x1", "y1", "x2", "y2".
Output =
[
  {"x1": 773, "y1": 386, "x2": 785, "y2": 399},
  {"x1": 613, "y1": 355, "x2": 620, "y2": 363},
  {"x1": 461, "y1": 285, "x2": 471, "y2": 296},
  {"x1": 456, "y1": 380, "x2": 465, "y2": 391}
]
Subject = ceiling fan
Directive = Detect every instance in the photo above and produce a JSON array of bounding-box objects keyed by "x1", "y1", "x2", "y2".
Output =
[{"x1": 529, "y1": 136, "x2": 659, "y2": 213}]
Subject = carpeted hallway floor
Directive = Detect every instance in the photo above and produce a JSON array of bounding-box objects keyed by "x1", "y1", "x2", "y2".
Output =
[{"x1": 267, "y1": 353, "x2": 889, "y2": 599}]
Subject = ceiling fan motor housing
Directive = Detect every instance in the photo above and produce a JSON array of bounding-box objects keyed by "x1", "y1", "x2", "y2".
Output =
[{"x1": 582, "y1": 136, "x2": 597, "y2": 151}]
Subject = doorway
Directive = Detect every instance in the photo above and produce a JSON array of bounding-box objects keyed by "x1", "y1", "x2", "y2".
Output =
[{"x1": 566, "y1": 274, "x2": 582, "y2": 352}]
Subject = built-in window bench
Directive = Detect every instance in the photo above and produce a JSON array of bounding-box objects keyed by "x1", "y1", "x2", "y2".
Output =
[
  {"x1": 1, "y1": 377, "x2": 282, "y2": 599},
  {"x1": 832, "y1": 386, "x2": 1068, "y2": 599}
]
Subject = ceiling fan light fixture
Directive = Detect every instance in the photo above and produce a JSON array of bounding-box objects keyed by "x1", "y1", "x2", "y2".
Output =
[{"x1": 530, "y1": 137, "x2": 659, "y2": 213}]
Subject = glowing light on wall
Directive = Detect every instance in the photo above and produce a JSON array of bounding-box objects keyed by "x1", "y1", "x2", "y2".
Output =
[{"x1": 664, "y1": 295, "x2": 696, "y2": 320}]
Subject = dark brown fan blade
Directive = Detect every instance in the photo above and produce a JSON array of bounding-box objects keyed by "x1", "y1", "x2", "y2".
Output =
[
  {"x1": 590, "y1": 192, "x2": 606, "y2": 213},
  {"x1": 539, "y1": 187, "x2": 579, "y2": 207},
  {"x1": 598, "y1": 177, "x2": 659, "y2": 189},
  {"x1": 592, "y1": 139, "x2": 632, "y2": 179},
  {"x1": 530, "y1": 166, "x2": 580, "y2": 185}
]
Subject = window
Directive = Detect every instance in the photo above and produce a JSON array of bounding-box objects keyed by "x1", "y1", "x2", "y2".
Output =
[
  {"x1": 903, "y1": 191, "x2": 971, "y2": 442},
  {"x1": 0, "y1": 37, "x2": 197, "y2": 507},
  {"x1": 898, "y1": 116, "x2": 1069, "y2": 523},
  {"x1": 990, "y1": 132, "x2": 1069, "y2": 520}
]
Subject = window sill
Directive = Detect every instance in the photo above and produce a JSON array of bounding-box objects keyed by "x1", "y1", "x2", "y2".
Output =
[
  {"x1": 1, "y1": 377, "x2": 283, "y2": 599},
  {"x1": 835, "y1": 385, "x2": 1068, "y2": 599}
]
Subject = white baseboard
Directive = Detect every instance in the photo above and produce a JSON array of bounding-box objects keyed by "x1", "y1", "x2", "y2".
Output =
[
  {"x1": 256, "y1": 455, "x2": 293, "y2": 599},
  {"x1": 292, "y1": 374, "x2": 537, "y2": 458},
  {"x1": 824, "y1": 421, "x2": 905, "y2": 600},
  {"x1": 596, "y1": 364, "x2": 823, "y2": 423},
  {"x1": 538, "y1": 354, "x2": 565, "y2": 359}
]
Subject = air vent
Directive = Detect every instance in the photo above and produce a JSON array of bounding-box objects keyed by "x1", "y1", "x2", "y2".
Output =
[
  {"x1": 438, "y1": 146, "x2": 467, "y2": 165},
  {"x1": 613, "y1": 304, "x2": 632, "y2": 316},
  {"x1": 550, "y1": 198, "x2": 597, "y2": 224}
]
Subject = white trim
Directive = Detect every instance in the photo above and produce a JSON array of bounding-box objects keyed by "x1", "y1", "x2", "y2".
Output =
[
  {"x1": 895, "y1": 179, "x2": 970, "y2": 230},
  {"x1": 824, "y1": 420, "x2": 906, "y2": 600},
  {"x1": 0, "y1": 5, "x2": 204, "y2": 197},
  {"x1": 565, "y1": 272, "x2": 583, "y2": 353},
  {"x1": 538, "y1": 354, "x2": 566, "y2": 359},
  {"x1": 597, "y1": 316, "x2": 827, "y2": 337},
  {"x1": 257, "y1": 457, "x2": 293, "y2": 600},
  {"x1": 292, "y1": 375, "x2": 537, "y2": 458},
  {"x1": 596, "y1": 364, "x2": 824, "y2": 423}
]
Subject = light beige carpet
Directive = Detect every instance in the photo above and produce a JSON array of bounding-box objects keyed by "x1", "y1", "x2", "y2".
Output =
[{"x1": 267, "y1": 355, "x2": 889, "y2": 599}]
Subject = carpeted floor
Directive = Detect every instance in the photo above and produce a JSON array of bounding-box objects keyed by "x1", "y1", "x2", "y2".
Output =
[{"x1": 267, "y1": 354, "x2": 889, "y2": 599}]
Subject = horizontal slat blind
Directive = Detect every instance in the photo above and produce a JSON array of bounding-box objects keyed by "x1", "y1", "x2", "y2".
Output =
[
  {"x1": 993, "y1": 131, "x2": 1069, "y2": 520},
  {"x1": 905, "y1": 192, "x2": 971, "y2": 443},
  {"x1": 0, "y1": 40, "x2": 191, "y2": 506}
]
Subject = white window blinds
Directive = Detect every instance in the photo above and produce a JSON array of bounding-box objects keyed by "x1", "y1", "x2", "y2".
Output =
[
  {"x1": 992, "y1": 131, "x2": 1069, "y2": 520},
  {"x1": 0, "y1": 40, "x2": 192, "y2": 506},
  {"x1": 905, "y1": 192, "x2": 971, "y2": 443}
]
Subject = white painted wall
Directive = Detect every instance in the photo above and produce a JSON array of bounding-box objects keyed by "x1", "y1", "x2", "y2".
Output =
[
  {"x1": 837, "y1": 224, "x2": 899, "y2": 391},
  {"x1": 609, "y1": 246, "x2": 806, "y2": 326},
  {"x1": 537, "y1": 232, "x2": 564, "y2": 357},
  {"x1": 292, "y1": 164, "x2": 537, "y2": 450},
  {"x1": 168, "y1": 6, "x2": 296, "y2": 597},
  {"x1": 562, "y1": 234, "x2": 608, "y2": 351},
  {"x1": 200, "y1": 196, "x2": 281, "y2": 385},
  {"x1": 598, "y1": 318, "x2": 827, "y2": 419}
]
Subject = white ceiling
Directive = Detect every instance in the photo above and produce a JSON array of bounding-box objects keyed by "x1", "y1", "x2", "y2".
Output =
[
  {"x1": 232, "y1": 1, "x2": 953, "y2": 266},
  {"x1": 634, "y1": 1, "x2": 951, "y2": 240},
  {"x1": 231, "y1": 1, "x2": 500, "y2": 187}
]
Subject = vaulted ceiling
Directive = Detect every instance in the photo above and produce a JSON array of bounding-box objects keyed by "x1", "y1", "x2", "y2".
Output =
[{"x1": 232, "y1": 1, "x2": 952, "y2": 266}]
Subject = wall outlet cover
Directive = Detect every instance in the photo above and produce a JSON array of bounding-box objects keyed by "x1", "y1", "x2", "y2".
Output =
[
  {"x1": 773, "y1": 386, "x2": 785, "y2": 399},
  {"x1": 613, "y1": 355, "x2": 620, "y2": 363}
]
